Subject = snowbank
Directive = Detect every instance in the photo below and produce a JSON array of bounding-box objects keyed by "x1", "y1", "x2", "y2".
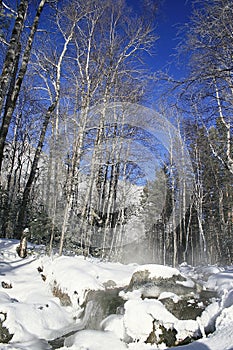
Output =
[{"x1": 0, "y1": 239, "x2": 233, "y2": 350}]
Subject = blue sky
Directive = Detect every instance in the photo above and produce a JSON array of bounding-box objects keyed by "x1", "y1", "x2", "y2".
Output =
[
  {"x1": 127, "y1": 0, "x2": 194, "y2": 79},
  {"x1": 155, "y1": 0, "x2": 193, "y2": 77}
]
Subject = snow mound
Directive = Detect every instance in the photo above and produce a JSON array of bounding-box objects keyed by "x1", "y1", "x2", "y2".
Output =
[
  {"x1": 0, "y1": 239, "x2": 233, "y2": 350},
  {"x1": 43, "y1": 255, "x2": 135, "y2": 305},
  {"x1": 206, "y1": 270, "x2": 233, "y2": 292},
  {"x1": 63, "y1": 329, "x2": 128, "y2": 349},
  {"x1": 124, "y1": 298, "x2": 177, "y2": 342},
  {"x1": 133, "y1": 264, "x2": 180, "y2": 279}
]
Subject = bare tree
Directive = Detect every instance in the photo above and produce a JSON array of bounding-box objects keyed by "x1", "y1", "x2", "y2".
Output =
[
  {"x1": 15, "y1": 3, "x2": 77, "y2": 238},
  {"x1": 58, "y1": 0, "x2": 156, "y2": 255},
  {"x1": 0, "y1": 0, "x2": 47, "y2": 178},
  {"x1": 179, "y1": 0, "x2": 233, "y2": 175}
]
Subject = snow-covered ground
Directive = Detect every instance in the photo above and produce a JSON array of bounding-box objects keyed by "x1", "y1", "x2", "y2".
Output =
[{"x1": 0, "y1": 239, "x2": 233, "y2": 350}]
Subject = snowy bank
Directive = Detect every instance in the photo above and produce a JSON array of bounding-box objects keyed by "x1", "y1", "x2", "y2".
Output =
[{"x1": 0, "y1": 239, "x2": 233, "y2": 350}]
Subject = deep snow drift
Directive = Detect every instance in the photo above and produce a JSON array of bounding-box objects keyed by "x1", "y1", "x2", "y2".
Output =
[{"x1": 0, "y1": 239, "x2": 233, "y2": 350}]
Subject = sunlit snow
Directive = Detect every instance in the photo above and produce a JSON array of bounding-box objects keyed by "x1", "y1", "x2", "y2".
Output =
[{"x1": 0, "y1": 239, "x2": 233, "y2": 350}]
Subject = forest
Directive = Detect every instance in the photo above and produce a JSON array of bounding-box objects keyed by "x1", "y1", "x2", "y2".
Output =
[{"x1": 0, "y1": 0, "x2": 232, "y2": 266}]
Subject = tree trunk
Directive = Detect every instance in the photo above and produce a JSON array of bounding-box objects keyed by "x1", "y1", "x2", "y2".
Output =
[
  {"x1": 16, "y1": 227, "x2": 29, "y2": 258},
  {"x1": 0, "y1": 0, "x2": 27, "y2": 113},
  {"x1": 0, "y1": 0, "x2": 46, "y2": 177},
  {"x1": 15, "y1": 110, "x2": 52, "y2": 238},
  {"x1": 15, "y1": 14, "x2": 75, "y2": 240}
]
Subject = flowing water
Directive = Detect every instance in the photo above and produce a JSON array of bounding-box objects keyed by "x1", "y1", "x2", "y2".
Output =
[
  {"x1": 49, "y1": 285, "x2": 218, "y2": 349},
  {"x1": 49, "y1": 288, "x2": 124, "y2": 349}
]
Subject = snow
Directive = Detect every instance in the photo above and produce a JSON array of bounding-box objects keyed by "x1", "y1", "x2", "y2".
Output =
[
  {"x1": 43, "y1": 255, "x2": 136, "y2": 305},
  {"x1": 124, "y1": 298, "x2": 177, "y2": 341},
  {"x1": 158, "y1": 292, "x2": 181, "y2": 303},
  {"x1": 0, "y1": 239, "x2": 233, "y2": 350},
  {"x1": 133, "y1": 264, "x2": 180, "y2": 279},
  {"x1": 63, "y1": 329, "x2": 128, "y2": 350},
  {"x1": 206, "y1": 269, "x2": 233, "y2": 292},
  {"x1": 100, "y1": 314, "x2": 126, "y2": 339}
]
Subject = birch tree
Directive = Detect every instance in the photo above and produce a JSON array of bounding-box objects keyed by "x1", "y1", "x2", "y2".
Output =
[
  {"x1": 180, "y1": 0, "x2": 233, "y2": 175},
  {"x1": 161, "y1": 0, "x2": 233, "y2": 265},
  {"x1": 58, "y1": 0, "x2": 156, "y2": 255},
  {"x1": 15, "y1": 3, "x2": 78, "y2": 238},
  {"x1": 0, "y1": 0, "x2": 47, "y2": 178}
]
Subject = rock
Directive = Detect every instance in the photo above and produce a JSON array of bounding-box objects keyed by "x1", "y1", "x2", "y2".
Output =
[
  {"x1": 127, "y1": 268, "x2": 194, "y2": 299},
  {"x1": 146, "y1": 320, "x2": 177, "y2": 347},
  {"x1": 103, "y1": 280, "x2": 117, "y2": 289},
  {"x1": 160, "y1": 297, "x2": 204, "y2": 320},
  {"x1": 16, "y1": 228, "x2": 29, "y2": 258},
  {"x1": 141, "y1": 279, "x2": 195, "y2": 299},
  {"x1": 128, "y1": 270, "x2": 151, "y2": 289},
  {"x1": 0, "y1": 313, "x2": 13, "y2": 343},
  {"x1": 52, "y1": 280, "x2": 72, "y2": 306},
  {"x1": 83, "y1": 288, "x2": 125, "y2": 330},
  {"x1": 1, "y1": 281, "x2": 12, "y2": 289},
  {"x1": 41, "y1": 274, "x2": 46, "y2": 282}
]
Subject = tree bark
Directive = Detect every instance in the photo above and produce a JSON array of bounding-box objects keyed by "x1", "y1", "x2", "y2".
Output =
[
  {"x1": 0, "y1": 0, "x2": 46, "y2": 177},
  {"x1": 0, "y1": 0, "x2": 27, "y2": 113}
]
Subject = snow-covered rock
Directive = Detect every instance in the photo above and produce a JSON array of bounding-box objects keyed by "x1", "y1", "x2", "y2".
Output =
[
  {"x1": 0, "y1": 239, "x2": 233, "y2": 350},
  {"x1": 127, "y1": 264, "x2": 196, "y2": 299}
]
